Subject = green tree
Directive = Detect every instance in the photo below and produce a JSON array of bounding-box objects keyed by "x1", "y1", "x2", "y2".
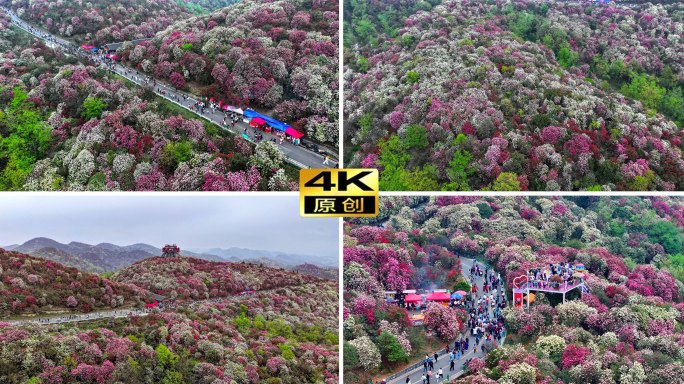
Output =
[
  {"x1": 621, "y1": 73, "x2": 666, "y2": 110},
  {"x1": 279, "y1": 343, "x2": 295, "y2": 360},
  {"x1": 477, "y1": 202, "x2": 494, "y2": 219},
  {"x1": 357, "y1": 113, "x2": 373, "y2": 138},
  {"x1": 343, "y1": 341, "x2": 359, "y2": 370},
  {"x1": 156, "y1": 344, "x2": 179, "y2": 369},
  {"x1": 267, "y1": 319, "x2": 294, "y2": 338},
  {"x1": 160, "y1": 141, "x2": 193, "y2": 170},
  {"x1": 376, "y1": 331, "x2": 408, "y2": 363},
  {"x1": 453, "y1": 280, "x2": 471, "y2": 293},
  {"x1": 162, "y1": 371, "x2": 184, "y2": 384},
  {"x1": 510, "y1": 12, "x2": 537, "y2": 40},
  {"x1": 607, "y1": 220, "x2": 626, "y2": 237},
  {"x1": 491, "y1": 172, "x2": 521, "y2": 191},
  {"x1": 0, "y1": 87, "x2": 52, "y2": 190},
  {"x1": 405, "y1": 70, "x2": 419, "y2": 84},
  {"x1": 662, "y1": 87, "x2": 684, "y2": 127},
  {"x1": 608, "y1": 60, "x2": 627, "y2": 82},
  {"x1": 404, "y1": 124, "x2": 428, "y2": 150},
  {"x1": 378, "y1": 135, "x2": 410, "y2": 191},
  {"x1": 82, "y1": 97, "x2": 106, "y2": 119},
  {"x1": 444, "y1": 139, "x2": 474, "y2": 191},
  {"x1": 357, "y1": 56, "x2": 369, "y2": 72},
  {"x1": 557, "y1": 46, "x2": 579, "y2": 68},
  {"x1": 399, "y1": 165, "x2": 439, "y2": 191},
  {"x1": 234, "y1": 312, "x2": 251, "y2": 333},
  {"x1": 354, "y1": 19, "x2": 378, "y2": 46},
  {"x1": 646, "y1": 220, "x2": 683, "y2": 255}
]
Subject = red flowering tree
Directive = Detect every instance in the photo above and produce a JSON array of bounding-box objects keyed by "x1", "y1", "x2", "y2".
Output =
[
  {"x1": 561, "y1": 344, "x2": 590, "y2": 369},
  {"x1": 169, "y1": 72, "x2": 185, "y2": 89},
  {"x1": 423, "y1": 302, "x2": 465, "y2": 341}
]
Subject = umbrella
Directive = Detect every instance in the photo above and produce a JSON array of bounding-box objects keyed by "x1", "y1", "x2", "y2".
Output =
[
  {"x1": 451, "y1": 293, "x2": 463, "y2": 299},
  {"x1": 456, "y1": 290, "x2": 467, "y2": 296}
]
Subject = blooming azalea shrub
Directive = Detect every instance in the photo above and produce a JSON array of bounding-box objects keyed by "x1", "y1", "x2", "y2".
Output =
[
  {"x1": 561, "y1": 344, "x2": 590, "y2": 369},
  {"x1": 8, "y1": 0, "x2": 193, "y2": 45},
  {"x1": 118, "y1": 0, "x2": 339, "y2": 145},
  {"x1": 0, "y1": 250, "x2": 150, "y2": 316},
  {"x1": 423, "y1": 302, "x2": 466, "y2": 341},
  {"x1": 0, "y1": 280, "x2": 338, "y2": 383},
  {"x1": 112, "y1": 256, "x2": 320, "y2": 300},
  {"x1": 0, "y1": 4, "x2": 299, "y2": 191},
  {"x1": 344, "y1": 196, "x2": 684, "y2": 382},
  {"x1": 627, "y1": 264, "x2": 680, "y2": 302}
]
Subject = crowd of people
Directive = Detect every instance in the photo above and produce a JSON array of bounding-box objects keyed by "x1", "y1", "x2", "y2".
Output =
[
  {"x1": 3, "y1": 7, "x2": 316, "y2": 150},
  {"x1": 371, "y1": 262, "x2": 507, "y2": 384},
  {"x1": 16, "y1": 308, "x2": 153, "y2": 326},
  {"x1": 527, "y1": 262, "x2": 584, "y2": 290}
]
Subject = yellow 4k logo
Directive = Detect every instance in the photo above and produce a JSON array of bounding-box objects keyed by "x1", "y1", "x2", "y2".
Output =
[{"x1": 300, "y1": 169, "x2": 378, "y2": 217}]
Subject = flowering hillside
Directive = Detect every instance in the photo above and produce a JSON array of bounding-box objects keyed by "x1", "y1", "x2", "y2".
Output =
[
  {"x1": 112, "y1": 256, "x2": 323, "y2": 300},
  {"x1": 118, "y1": 0, "x2": 339, "y2": 145},
  {"x1": 344, "y1": 0, "x2": 684, "y2": 191},
  {"x1": 0, "y1": 281, "x2": 338, "y2": 383},
  {"x1": 0, "y1": 249, "x2": 150, "y2": 316},
  {"x1": 0, "y1": 25, "x2": 297, "y2": 191},
  {"x1": 4, "y1": 0, "x2": 192, "y2": 45},
  {"x1": 344, "y1": 196, "x2": 684, "y2": 383}
]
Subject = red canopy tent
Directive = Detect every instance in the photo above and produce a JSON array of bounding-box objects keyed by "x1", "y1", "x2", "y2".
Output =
[
  {"x1": 80, "y1": 45, "x2": 95, "y2": 50},
  {"x1": 249, "y1": 117, "x2": 266, "y2": 127},
  {"x1": 404, "y1": 293, "x2": 423, "y2": 304},
  {"x1": 146, "y1": 301, "x2": 159, "y2": 308},
  {"x1": 426, "y1": 292, "x2": 451, "y2": 302},
  {"x1": 285, "y1": 127, "x2": 304, "y2": 139}
]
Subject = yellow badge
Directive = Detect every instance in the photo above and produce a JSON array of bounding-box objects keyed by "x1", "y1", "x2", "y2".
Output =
[{"x1": 300, "y1": 169, "x2": 378, "y2": 217}]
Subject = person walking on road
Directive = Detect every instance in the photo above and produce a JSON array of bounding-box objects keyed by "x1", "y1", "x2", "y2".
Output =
[
  {"x1": 323, "y1": 155, "x2": 330, "y2": 166},
  {"x1": 406, "y1": 377, "x2": 410, "y2": 384},
  {"x1": 450, "y1": 359, "x2": 455, "y2": 372}
]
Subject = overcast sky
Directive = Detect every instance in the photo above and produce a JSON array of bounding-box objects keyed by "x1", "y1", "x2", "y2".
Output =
[{"x1": 0, "y1": 195, "x2": 339, "y2": 258}]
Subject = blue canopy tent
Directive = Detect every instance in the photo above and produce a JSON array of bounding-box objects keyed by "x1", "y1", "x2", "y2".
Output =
[{"x1": 244, "y1": 109, "x2": 290, "y2": 131}]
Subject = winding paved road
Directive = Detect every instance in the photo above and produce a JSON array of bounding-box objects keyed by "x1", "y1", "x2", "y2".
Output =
[
  {"x1": 0, "y1": 6, "x2": 338, "y2": 169},
  {"x1": 384, "y1": 257, "x2": 505, "y2": 384},
  {"x1": 4, "y1": 282, "x2": 321, "y2": 327},
  {"x1": 6, "y1": 308, "x2": 150, "y2": 326}
]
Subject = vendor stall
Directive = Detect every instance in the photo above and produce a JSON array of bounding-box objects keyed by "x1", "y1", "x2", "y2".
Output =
[
  {"x1": 225, "y1": 105, "x2": 244, "y2": 115},
  {"x1": 427, "y1": 291, "x2": 451, "y2": 306},
  {"x1": 285, "y1": 127, "x2": 305, "y2": 144},
  {"x1": 249, "y1": 117, "x2": 267, "y2": 131}
]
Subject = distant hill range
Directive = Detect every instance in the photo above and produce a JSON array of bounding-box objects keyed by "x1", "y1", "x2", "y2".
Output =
[
  {"x1": 1, "y1": 238, "x2": 337, "y2": 279},
  {"x1": 193, "y1": 247, "x2": 338, "y2": 268}
]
